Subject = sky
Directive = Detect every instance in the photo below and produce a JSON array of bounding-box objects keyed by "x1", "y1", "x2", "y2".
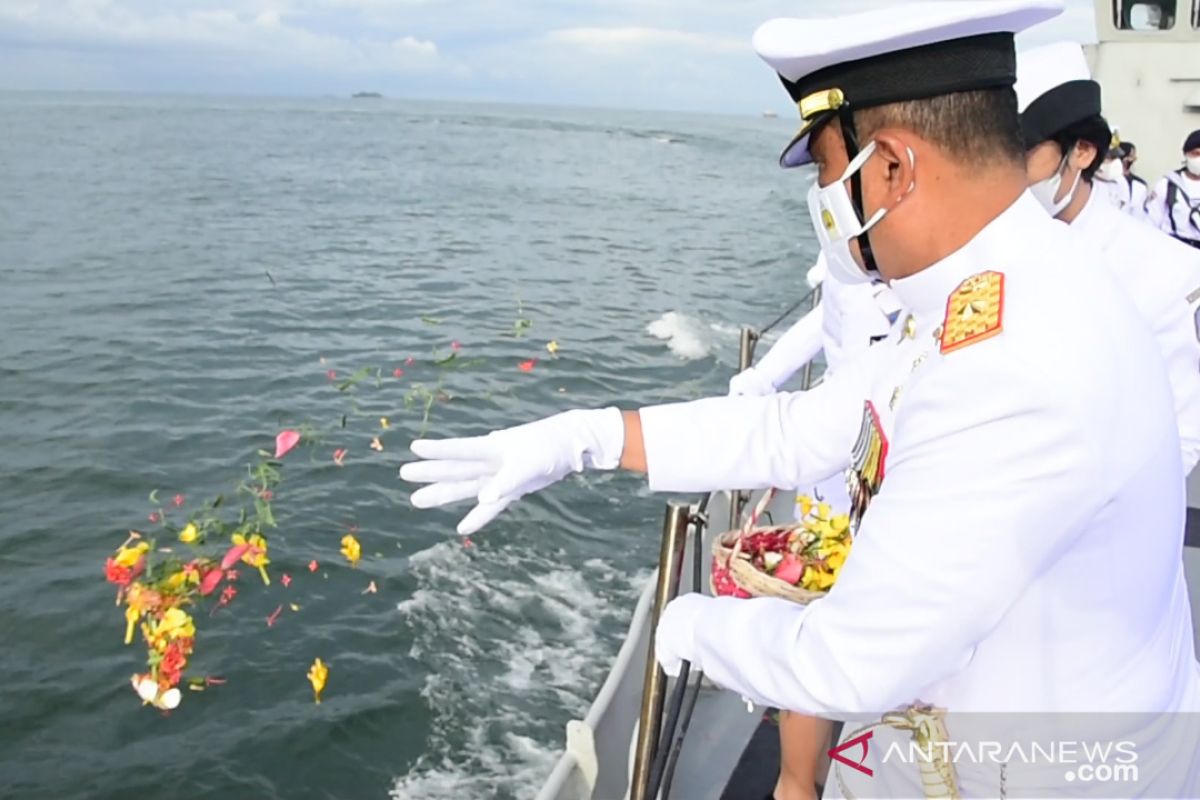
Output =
[{"x1": 0, "y1": 0, "x2": 1097, "y2": 113}]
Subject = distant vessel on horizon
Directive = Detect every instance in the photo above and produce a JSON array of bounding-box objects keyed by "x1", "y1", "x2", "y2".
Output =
[
  {"x1": 761, "y1": 110, "x2": 778, "y2": 118},
  {"x1": 352, "y1": 92, "x2": 382, "y2": 99}
]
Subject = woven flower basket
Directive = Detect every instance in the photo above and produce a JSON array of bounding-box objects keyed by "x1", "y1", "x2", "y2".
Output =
[{"x1": 709, "y1": 488, "x2": 829, "y2": 605}]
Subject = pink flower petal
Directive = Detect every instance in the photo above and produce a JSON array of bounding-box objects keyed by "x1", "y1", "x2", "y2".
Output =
[
  {"x1": 451, "y1": 341, "x2": 461, "y2": 351},
  {"x1": 518, "y1": 359, "x2": 537, "y2": 372},
  {"x1": 275, "y1": 430, "x2": 301, "y2": 459},
  {"x1": 199, "y1": 568, "x2": 225, "y2": 597},
  {"x1": 281, "y1": 573, "x2": 292, "y2": 588},
  {"x1": 266, "y1": 605, "x2": 283, "y2": 627},
  {"x1": 393, "y1": 368, "x2": 404, "y2": 378},
  {"x1": 221, "y1": 543, "x2": 251, "y2": 570},
  {"x1": 773, "y1": 554, "x2": 805, "y2": 585}
]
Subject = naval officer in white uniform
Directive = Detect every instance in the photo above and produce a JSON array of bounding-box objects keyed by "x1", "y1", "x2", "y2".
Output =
[
  {"x1": 401, "y1": 2, "x2": 1200, "y2": 795},
  {"x1": 1015, "y1": 41, "x2": 1200, "y2": 474},
  {"x1": 728, "y1": 254, "x2": 901, "y2": 399}
]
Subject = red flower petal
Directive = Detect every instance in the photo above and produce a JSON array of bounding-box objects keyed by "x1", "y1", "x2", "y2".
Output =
[
  {"x1": 281, "y1": 573, "x2": 292, "y2": 588},
  {"x1": 199, "y1": 568, "x2": 225, "y2": 597},
  {"x1": 518, "y1": 359, "x2": 537, "y2": 372},
  {"x1": 266, "y1": 605, "x2": 283, "y2": 627},
  {"x1": 308, "y1": 560, "x2": 319, "y2": 573},
  {"x1": 393, "y1": 368, "x2": 404, "y2": 378}
]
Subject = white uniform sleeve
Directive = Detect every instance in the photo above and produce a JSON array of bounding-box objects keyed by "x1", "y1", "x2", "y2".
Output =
[
  {"x1": 640, "y1": 347, "x2": 880, "y2": 493},
  {"x1": 677, "y1": 346, "x2": 1100, "y2": 715},
  {"x1": 1148, "y1": 177, "x2": 1171, "y2": 234},
  {"x1": 750, "y1": 307, "x2": 826, "y2": 390}
]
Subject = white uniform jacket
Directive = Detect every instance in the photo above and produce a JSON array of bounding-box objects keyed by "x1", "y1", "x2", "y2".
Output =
[
  {"x1": 1149, "y1": 170, "x2": 1200, "y2": 245},
  {"x1": 1070, "y1": 186, "x2": 1200, "y2": 473},
  {"x1": 643, "y1": 193, "x2": 1200, "y2": 797}
]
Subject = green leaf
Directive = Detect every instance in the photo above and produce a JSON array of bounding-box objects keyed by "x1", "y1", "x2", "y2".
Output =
[
  {"x1": 420, "y1": 316, "x2": 443, "y2": 325},
  {"x1": 211, "y1": 494, "x2": 224, "y2": 509},
  {"x1": 148, "y1": 489, "x2": 160, "y2": 505},
  {"x1": 340, "y1": 414, "x2": 348, "y2": 429},
  {"x1": 336, "y1": 366, "x2": 373, "y2": 392},
  {"x1": 433, "y1": 352, "x2": 458, "y2": 367}
]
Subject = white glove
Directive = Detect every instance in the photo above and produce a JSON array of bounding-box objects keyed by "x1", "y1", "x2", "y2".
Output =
[
  {"x1": 654, "y1": 592, "x2": 711, "y2": 677},
  {"x1": 399, "y1": 407, "x2": 625, "y2": 535},
  {"x1": 727, "y1": 366, "x2": 776, "y2": 397}
]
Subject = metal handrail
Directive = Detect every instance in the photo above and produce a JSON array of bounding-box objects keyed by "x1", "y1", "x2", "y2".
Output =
[{"x1": 632, "y1": 282, "x2": 823, "y2": 800}]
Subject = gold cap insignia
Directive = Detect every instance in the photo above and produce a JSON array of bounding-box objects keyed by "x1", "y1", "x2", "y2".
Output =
[
  {"x1": 798, "y1": 87, "x2": 845, "y2": 121},
  {"x1": 939, "y1": 270, "x2": 1004, "y2": 355}
]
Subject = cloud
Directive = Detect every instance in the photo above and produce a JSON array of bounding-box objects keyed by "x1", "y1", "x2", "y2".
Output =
[
  {"x1": 0, "y1": 0, "x2": 442, "y2": 75},
  {"x1": 544, "y1": 26, "x2": 744, "y2": 55}
]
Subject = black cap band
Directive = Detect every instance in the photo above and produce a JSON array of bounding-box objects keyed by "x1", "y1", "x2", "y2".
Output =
[
  {"x1": 1019, "y1": 79, "x2": 1101, "y2": 148},
  {"x1": 780, "y1": 31, "x2": 1016, "y2": 110}
]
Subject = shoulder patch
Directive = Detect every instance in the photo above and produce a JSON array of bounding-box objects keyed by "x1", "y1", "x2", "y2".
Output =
[{"x1": 939, "y1": 270, "x2": 1004, "y2": 355}]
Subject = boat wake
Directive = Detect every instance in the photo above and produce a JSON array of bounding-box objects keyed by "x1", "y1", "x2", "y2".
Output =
[{"x1": 390, "y1": 539, "x2": 647, "y2": 800}]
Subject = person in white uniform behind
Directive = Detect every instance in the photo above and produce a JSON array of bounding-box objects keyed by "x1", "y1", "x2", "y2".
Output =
[
  {"x1": 1015, "y1": 41, "x2": 1200, "y2": 473},
  {"x1": 402, "y1": 3, "x2": 1200, "y2": 796},
  {"x1": 1148, "y1": 129, "x2": 1200, "y2": 249}
]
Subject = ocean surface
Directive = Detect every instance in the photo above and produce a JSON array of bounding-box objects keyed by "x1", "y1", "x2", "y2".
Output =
[{"x1": 0, "y1": 92, "x2": 820, "y2": 800}]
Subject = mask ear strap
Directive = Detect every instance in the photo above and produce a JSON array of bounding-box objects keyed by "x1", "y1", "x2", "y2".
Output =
[{"x1": 838, "y1": 105, "x2": 881, "y2": 277}]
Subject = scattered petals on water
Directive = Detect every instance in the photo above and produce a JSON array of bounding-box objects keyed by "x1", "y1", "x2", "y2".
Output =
[
  {"x1": 546, "y1": 340, "x2": 559, "y2": 355},
  {"x1": 326, "y1": 369, "x2": 336, "y2": 380},
  {"x1": 340, "y1": 534, "x2": 362, "y2": 567},
  {"x1": 281, "y1": 573, "x2": 292, "y2": 588},
  {"x1": 172, "y1": 494, "x2": 186, "y2": 507},
  {"x1": 333, "y1": 448, "x2": 347, "y2": 466},
  {"x1": 307, "y1": 658, "x2": 329, "y2": 704},
  {"x1": 405, "y1": 356, "x2": 415, "y2": 366},
  {"x1": 206, "y1": 676, "x2": 226, "y2": 686},
  {"x1": 450, "y1": 340, "x2": 462, "y2": 351},
  {"x1": 275, "y1": 430, "x2": 301, "y2": 459},
  {"x1": 308, "y1": 560, "x2": 319, "y2": 573},
  {"x1": 178, "y1": 523, "x2": 199, "y2": 544},
  {"x1": 462, "y1": 536, "x2": 474, "y2": 549},
  {"x1": 369, "y1": 436, "x2": 383, "y2": 452},
  {"x1": 518, "y1": 359, "x2": 538, "y2": 372},
  {"x1": 379, "y1": 417, "x2": 390, "y2": 430},
  {"x1": 266, "y1": 605, "x2": 283, "y2": 627},
  {"x1": 199, "y1": 568, "x2": 224, "y2": 596},
  {"x1": 289, "y1": 603, "x2": 301, "y2": 612},
  {"x1": 225, "y1": 569, "x2": 240, "y2": 582},
  {"x1": 362, "y1": 581, "x2": 377, "y2": 595},
  {"x1": 221, "y1": 543, "x2": 251, "y2": 571},
  {"x1": 392, "y1": 368, "x2": 404, "y2": 378},
  {"x1": 148, "y1": 512, "x2": 160, "y2": 523},
  {"x1": 319, "y1": 356, "x2": 326, "y2": 365}
]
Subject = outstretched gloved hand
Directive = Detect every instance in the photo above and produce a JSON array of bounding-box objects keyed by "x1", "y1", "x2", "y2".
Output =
[
  {"x1": 728, "y1": 366, "x2": 776, "y2": 397},
  {"x1": 399, "y1": 407, "x2": 625, "y2": 535}
]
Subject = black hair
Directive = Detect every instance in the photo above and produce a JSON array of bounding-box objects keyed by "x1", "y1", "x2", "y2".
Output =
[
  {"x1": 1050, "y1": 113, "x2": 1111, "y2": 181},
  {"x1": 854, "y1": 87, "x2": 1025, "y2": 165}
]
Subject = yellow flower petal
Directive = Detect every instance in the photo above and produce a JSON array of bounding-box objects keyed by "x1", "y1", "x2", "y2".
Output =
[{"x1": 178, "y1": 523, "x2": 199, "y2": 544}]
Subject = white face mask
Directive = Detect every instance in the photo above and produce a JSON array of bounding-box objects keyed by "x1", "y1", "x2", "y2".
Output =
[
  {"x1": 1098, "y1": 158, "x2": 1125, "y2": 182},
  {"x1": 1186, "y1": 156, "x2": 1200, "y2": 177},
  {"x1": 806, "y1": 141, "x2": 908, "y2": 285},
  {"x1": 1029, "y1": 154, "x2": 1082, "y2": 217}
]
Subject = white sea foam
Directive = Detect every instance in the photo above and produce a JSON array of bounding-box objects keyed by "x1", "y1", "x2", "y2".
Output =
[
  {"x1": 390, "y1": 539, "x2": 647, "y2": 800},
  {"x1": 646, "y1": 311, "x2": 712, "y2": 360}
]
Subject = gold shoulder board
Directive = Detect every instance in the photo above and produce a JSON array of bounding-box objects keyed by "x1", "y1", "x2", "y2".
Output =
[{"x1": 939, "y1": 270, "x2": 1004, "y2": 355}]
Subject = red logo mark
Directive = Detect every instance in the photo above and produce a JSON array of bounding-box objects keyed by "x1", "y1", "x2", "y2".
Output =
[{"x1": 828, "y1": 730, "x2": 874, "y2": 777}]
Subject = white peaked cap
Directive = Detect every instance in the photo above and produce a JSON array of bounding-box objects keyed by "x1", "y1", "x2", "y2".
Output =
[
  {"x1": 1014, "y1": 40, "x2": 1102, "y2": 146},
  {"x1": 1014, "y1": 41, "x2": 1091, "y2": 112},
  {"x1": 752, "y1": 0, "x2": 1064, "y2": 167}
]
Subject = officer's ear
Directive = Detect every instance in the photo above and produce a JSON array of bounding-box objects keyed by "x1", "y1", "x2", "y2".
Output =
[
  {"x1": 871, "y1": 131, "x2": 916, "y2": 209},
  {"x1": 1068, "y1": 139, "x2": 1099, "y2": 175}
]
